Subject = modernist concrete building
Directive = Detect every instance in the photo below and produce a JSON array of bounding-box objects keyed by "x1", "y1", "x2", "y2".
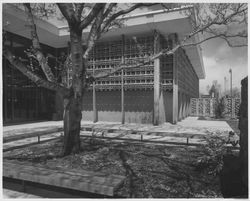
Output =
[{"x1": 3, "y1": 4, "x2": 205, "y2": 125}]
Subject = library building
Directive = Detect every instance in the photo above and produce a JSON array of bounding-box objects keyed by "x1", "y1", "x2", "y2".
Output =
[{"x1": 3, "y1": 4, "x2": 205, "y2": 125}]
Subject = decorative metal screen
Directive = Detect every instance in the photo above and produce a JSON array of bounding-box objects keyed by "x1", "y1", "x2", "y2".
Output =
[
  {"x1": 190, "y1": 98, "x2": 240, "y2": 118},
  {"x1": 223, "y1": 98, "x2": 241, "y2": 118}
]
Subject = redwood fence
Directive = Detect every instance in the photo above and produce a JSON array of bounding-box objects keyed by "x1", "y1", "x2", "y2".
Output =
[{"x1": 190, "y1": 98, "x2": 241, "y2": 118}]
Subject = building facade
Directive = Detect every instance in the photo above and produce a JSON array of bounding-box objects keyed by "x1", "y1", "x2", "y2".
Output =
[
  {"x1": 80, "y1": 33, "x2": 200, "y2": 124},
  {"x1": 3, "y1": 4, "x2": 205, "y2": 125}
]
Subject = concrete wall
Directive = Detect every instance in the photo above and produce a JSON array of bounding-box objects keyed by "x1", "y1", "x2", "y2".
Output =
[
  {"x1": 82, "y1": 90, "x2": 155, "y2": 124},
  {"x1": 54, "y1": 89, "x2": 174, "y2": 124},
  {"x1": 82, "y1": 110, "x2": 153, "y2": 124}
]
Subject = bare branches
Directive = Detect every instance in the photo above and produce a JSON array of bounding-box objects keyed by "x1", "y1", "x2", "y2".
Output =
[
  {"x1": 103, "y1": 3, "x2": 117, "y2": 19},
  {"x1": 219, "y1": 36, "x2": 247, "y2": 48},
  {"x1": 79, "y1": 3, "x2": 106, "y2": 30},
  {"x1": 74, "y1": 3, "x2": 84, "y2": 21},
  {"x1": 83, "y1": 6, "x2": 106, "y2": 59},
  {"x1": 4, "y1": 49, "x2": 70, "y2": 96},
  {"x1": 193, "y1": 4, "x2": 247, "y2": 34},
  {"x1": 23, "y1": 3, "x2": 41, "y2": 50},
  {"x1": 23, "y1": 3, "x2": 56, "y2": 82},
  {"x1": 174, "y1": 3, "x2": 248, "y2": 50}
]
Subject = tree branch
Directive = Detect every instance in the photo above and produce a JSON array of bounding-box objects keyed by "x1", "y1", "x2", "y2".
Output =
[
  {"x1": 74, "y1": 3, "x2": 84, "y2": 21},
  {"x1": 57, "y1": 3, "x2": 77, "y2": 25},
  {"x1": 23, "y1": 3, "x2": 41, "y2": 50},
  {"x1": 103, "y1": 3, "x2": 117, "y2": 17},
  {"x1": 4, "y1": 49, "x2": 70, "y2": 96},
  {"x1": 79, "y1": 3, "x2": 106, "y2": 30},
  {"x1": 83, "y1": 6, "x2": 106, "y2": 59},
  {"x1": 23, "y1": 3, "x2": 56, "y2": 82},
  {"x1": 188, "y1": 4, "x2": 247, "y2": 40}
]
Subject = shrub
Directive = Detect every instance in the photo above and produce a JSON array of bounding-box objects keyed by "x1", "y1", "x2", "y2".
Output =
[
  {"x1": 215, "y1": 98, "x2": 225, "y2": 119},
  {"x1": 195, "y1": 133, "x2": 228, "y2": 176}
]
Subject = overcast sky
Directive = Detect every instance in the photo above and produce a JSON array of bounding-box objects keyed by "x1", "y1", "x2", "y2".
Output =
[{"x1": 199, "y1": 36, "x2": 248, "y2": 94}]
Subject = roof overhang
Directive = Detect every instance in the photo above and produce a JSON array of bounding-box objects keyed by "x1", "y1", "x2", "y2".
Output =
[{"x1": 3, "y1": 4, "x2": 205, "y2": 79}]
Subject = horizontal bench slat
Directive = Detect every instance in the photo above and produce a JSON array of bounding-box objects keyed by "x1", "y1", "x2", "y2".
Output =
[
  {"x1": 81, "y1": 127, "x2": 206, "y2": 139},
  {"x1": 3, "y1": 128, "x2": 63, "y2": 143},
  {"x1": 3, "y1": 160, "x2": 125, "y2": 196}
]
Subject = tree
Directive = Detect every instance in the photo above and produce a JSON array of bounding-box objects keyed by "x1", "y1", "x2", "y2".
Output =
[
  {"x1": 3, "y1": 3, "x2": 247, "y2": 156},
  {"x1": 224, "y1": 87, "x2": 241, "y2": 98},
  {"x1": 208, "y1": 80, "x2": 221, "y2": 98}
]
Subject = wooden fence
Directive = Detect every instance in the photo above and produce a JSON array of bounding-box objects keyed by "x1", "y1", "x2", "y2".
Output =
[{"x1": 190, "y1": 98, "x2": 241, "y2": 118}]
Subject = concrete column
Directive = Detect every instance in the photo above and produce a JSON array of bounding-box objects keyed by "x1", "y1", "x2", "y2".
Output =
[
  {"x1": 186, "y1": 95, "x2": 190, "y2": 117},
  {"x1": 172, "y1": 54, "x2": 178, "y2": 123},
  {"x1": 203, "y1": 98, "x2": 206, "y2": 117},
  {"x1": 93, "y1": 57, "x2": 98, "y2": 123},
  {"x1": 153, "y1": 31, "x2": 160, "y2": 125},
  {"x1": 121, "y1": 34, "x2": 125, "y2": 124},
  {"x1": 3, "y1": 57, "x2": 8, "y2": 122},
  {"x1": 196, "y1": 99, "x2": 199, "y2": 116},
  {"x1": 210, "y1": 98, "x2": 213, "y2": 117},
  {"x1": 178, "y1": 92, "x2": 183, "y2": 121},
  {"x1": 182, "y1": 94, "x2": 185, "y2": 118},
  {"x1": 171, "y1": 34, "x2": 179, "y2": 124},
  {"x1": 182, "y1": 93, "x2": 187, "y2": 118},
  {"x1": 172, "y1": 85, "x2": 178, "y2": 123}
]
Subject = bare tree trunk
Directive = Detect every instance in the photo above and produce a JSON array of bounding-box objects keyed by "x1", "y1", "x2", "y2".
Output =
[
  {"x1": 62, "y1": 96, "x2": 82, "y2": 156},
  {"x1": 61, "y1": 29, "x2": 84, "y2": 156}
]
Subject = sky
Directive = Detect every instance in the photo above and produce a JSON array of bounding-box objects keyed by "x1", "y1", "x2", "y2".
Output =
[{"x1": 199, "y1": 37, "x2": 248, "y2": 94}]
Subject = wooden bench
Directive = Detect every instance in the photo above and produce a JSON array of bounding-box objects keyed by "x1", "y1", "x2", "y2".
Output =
[{"x1": 3, "y1": 160, "x2": 125, "y2": 197}]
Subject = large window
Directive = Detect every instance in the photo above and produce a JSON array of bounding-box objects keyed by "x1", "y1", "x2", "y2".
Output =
[{"x1": 3, "y1": 32, "x2": 55, "y2": 124}]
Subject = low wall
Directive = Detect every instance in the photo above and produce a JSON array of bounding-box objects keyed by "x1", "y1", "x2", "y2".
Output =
[{"x1": 82, "y1": 111, "x2": 153, "y2": 124}]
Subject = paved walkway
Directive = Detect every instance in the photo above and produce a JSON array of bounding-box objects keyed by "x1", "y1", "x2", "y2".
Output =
[
  {"x1": 3, "y1": 117, "x2": 233, "y2": 149},
  {"x1": 3, "y1": 189, "x2": 42, "y2": 198},
  {"x1": 4, "y1": 117, "x2": 233, "y2": 136}
]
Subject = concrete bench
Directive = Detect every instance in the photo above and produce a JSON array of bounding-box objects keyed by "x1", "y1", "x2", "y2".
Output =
[
  {"x1": 80, "y1": 127, "x2": 207, "y2": 146},
  {"x1": 81, "y1": 126, "x2": 206, "y2": 139},
  {"x1": 3, "y1": 128, "x2": 63, "y2": 143},
  {"x1": 3, "y1": 160, "x2": 125, "y2": 197}
]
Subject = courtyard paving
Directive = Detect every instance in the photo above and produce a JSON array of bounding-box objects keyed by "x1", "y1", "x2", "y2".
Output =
[
  {"x1": 3, "y1": 189, "x2": 42, "y2": 198},
  {"x1": 3, "y1": 116, "x2": 233, "y2": 136},
  {"x1": 3, "y1": 117, "x2": 234, "y2": 149}
]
